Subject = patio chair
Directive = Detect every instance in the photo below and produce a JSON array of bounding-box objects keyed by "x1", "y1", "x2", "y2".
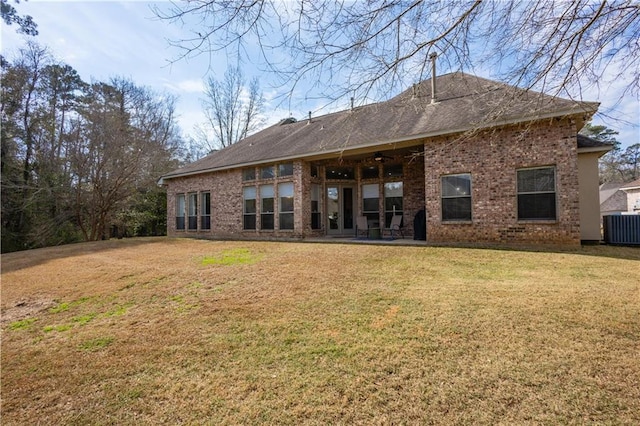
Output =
[
  {"x1": 356, "y1": 215, "x2": 369, "y2": 237},
  {"x1": 384, "y1": 215, "x2": 404, "y2": 239}
]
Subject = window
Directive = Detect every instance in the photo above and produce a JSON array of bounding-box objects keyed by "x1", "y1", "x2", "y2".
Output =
[
  {"x1": 326, "y1": 166, "x2": 355, "y2": 180},
  {"x1": 517, "y1": 167, "x2": 556, "y2": 220},
  {"x1": 261, "y1": 165, "x2": 275, "y2": 179},
  {"x1": 279, "y1": 182, "x2": 294, "y2": 230},
  {"x1": 260, "y1": 185, "x2": 274, "y2": 230},
  {"x1": 384, "y1": 163, "x2": 403, "y2": 177},
  {"x1": 278, "y1": 163, "x2": 294, "y2": 177},
  {"x1": 311, "y1": 184, "x2": 321, "y2": 230},
  {"x1": 441, "y1": 174, "x2": 472, "y2": 221},
  {"x1": 362, "y1": 183, "x2": 380, "y2": 225},
  {"x1": 188, "y1": 192, "x2": 198, "y2": 230},
  {"x1": 243, "y1": 168, "x2": 256, "y2": 181},
  {"x1": 176, "y1": 194, "x2": 185, "y2": 230},
  {"x1": 384, "y1": 182, "x2": 403, "y2": 227},
  {"x1": 243, "y1": 187, "x2": 256, "y2": 230},
  {"x1": 201, "y1": 192, "x2": 211, "y2": 230},
  {"x1": 362, "y1": 165, "x2": 379, "y2": 179}
]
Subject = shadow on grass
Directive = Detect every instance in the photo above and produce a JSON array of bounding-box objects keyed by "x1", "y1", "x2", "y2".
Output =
[
  {"x1": 2, "y1": 237, "x2": 638, "y2": 275},
  {"x1": 0, "y1": 237, "x2": 169, "y2": 274},
  {"x1": 424, "y1": 242, "x2": 640, "y2": 262}
]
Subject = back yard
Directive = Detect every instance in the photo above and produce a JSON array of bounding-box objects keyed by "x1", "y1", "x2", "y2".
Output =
[{"x1": 1, "y1": 238, "x2": 639, "y2": 424}]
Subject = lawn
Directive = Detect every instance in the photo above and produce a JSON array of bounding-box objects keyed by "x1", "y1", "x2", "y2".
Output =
[{"x1": 1, "y1": 238, "x2": 639, "y2": 424}]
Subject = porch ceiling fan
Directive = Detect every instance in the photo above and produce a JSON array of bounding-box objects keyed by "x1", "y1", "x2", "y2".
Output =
[{"x1": 372, "y1": 152, "x2": 393, "y2": 162}]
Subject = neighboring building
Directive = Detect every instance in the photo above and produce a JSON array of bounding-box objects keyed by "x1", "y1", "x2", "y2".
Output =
[
  {"x1": 601, "y1": 178, "x2": 640, "y2": 217},
  {"x1": 621, "y1": 178, "x2": 640, "y2": 214},
  {"x1": 600, "y1": 183, "x2": 626, "y2": 216},
  {"x1": 160, "y1": 72, "x2": 612, "y2": 246}
]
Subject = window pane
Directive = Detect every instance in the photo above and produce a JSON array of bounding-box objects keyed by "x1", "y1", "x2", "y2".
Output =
[
  {"x1": 326, "y1": 166, "x2": 355, "y2": 180},
  {"x1": 518, "y1": 168, "x2": 555, "y2": 193},
  {"x1": 442, "y1": 175, "x2": 471, "y2": 197},
  {"x1": 279, "y1": 182, "x2": 294, "y2": 217},
  {"x1": 311, "y1": 212, "x2": 321, "y2": 229},
  {"x1": 176, "y1": 217, "x2": 185, "y2": 230},
  {"x1": 176, "y1": 194, "x2": 185, "y2": 217},
  {"x1": 201, "y1": 192, "x2": 210, "y2": 215},
  {"x1": 261, "y1": 166, "x2": 275, "y2": 179},
  {"x1": 362, "y1": 184, "x2": 379, "y2": 198},
  {"x1": 363, "y1": 198, "x2": 379, "y2": 211},
  {"x1": 384, "y1": 182, "x2": 403, "y2": 197},
  {"x1": 362, "y1": 165, "x2": 379, "y2": 179},
  {"x1": 442, "y1": 197, "x2": 472, "y2": 221},
  {"x1": 278, "y1": 182, "x2": 294, "y2": 197},
  {"x1": 384, "y1": 164, "x2": 403, "y2": 177},
  {"x1": 260, "y1": 184, "x2": 274, "y2": 198},
  {"x1": 244, "y1": 187, "x2": 256, "y2": 215},
  {"x1": 518, "y1": 193, "x2": 556, "y2": 220},
  {"x1": 261, "y1": 214, "x2": 274, "y2": 230},
  {"x1": 243, "y1": 168, "x2": 255, "y2": 181},
  {"x1": 262, "y1": 197, "x2": 274, "y2": 213},
  {"x1": 201, "y1": 216, "x2": 211, "y2": 230},
  {"x1": 243, "y1": 186, "x2": 256, "y2": 199},
  {"x1": 280, "y1": 197, "x2": 294, "y2": 212},
  {"x1": 311, "y1": 184, "x2": 320, "y2": 203},
  {"x1": 310, "y1": 164, "x2": 319, "y2": 178},
  {"x1": 188, "y1": 193, "x2": 197, "y2": 230},
  {"x1": 243, "y1": 215, "x2": 256, "y2": 230},
  {"x1": 279, "y1": 213, "x2": 294, "y2": 229},
  {"x1": 385, "y1": 197, "x2": 403, "y2": 211},
  {"x1": 188, "y1": 217, "x2": 198, "y2": 230},
  {"x1": 278, "y1": 163, "x2": 293, "y2": 177},
  {"x1": 311, "y1": 184, "x2": 320, "y2": 230},
  {"x1": 244, "y1": 199, "x2": 256, "y2": 214},
  {"x1": 188, "y1": 193, "x2": 197, "y2": 216}
]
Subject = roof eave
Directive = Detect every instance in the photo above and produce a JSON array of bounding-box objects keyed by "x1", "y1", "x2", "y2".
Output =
[
  {"x1": 160, "y1": 106, "x2": 596, "y2": 181},
  {"x1": 578, "y1": 146, "x2": 613, "y2": 155}
]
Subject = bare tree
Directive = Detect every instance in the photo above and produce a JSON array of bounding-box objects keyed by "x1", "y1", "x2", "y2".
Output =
[
  {"x1": 71, "y1": 78, "x2": 181, "y2": 241},
  {"x1": 196, "y1": 66, "x2": 264, "y2": 153},
  {"x1": 2, "y1": 41, "x2": 184, "y2": 251},
  {"x1": 156, "y1": 1, "x2": 639, "y2": 106}
]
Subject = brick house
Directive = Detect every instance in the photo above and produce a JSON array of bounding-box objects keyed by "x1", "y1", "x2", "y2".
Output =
[{"x1": 160, "y1": 72, "x2": 611, "y2": 245}]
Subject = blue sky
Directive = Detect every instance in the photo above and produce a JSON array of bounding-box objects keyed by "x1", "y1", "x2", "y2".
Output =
[{"x1": 1, "y1": 0, "x2": 638, "y2": 149}]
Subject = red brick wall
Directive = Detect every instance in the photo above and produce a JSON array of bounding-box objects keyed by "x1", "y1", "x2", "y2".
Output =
[
  {"x1": 166, "y1": 169, "x2": 243, "y2": 238},
  {"x1": 166, "y1": 156, "x2": 425, "y2": 240},
  {"x1": 167, "y1": 162, "x2": 306, "y2": 239},
  {"x1": 423, "y1": 119, "x2": 581, "y2": 245},
  {"x1": 166, "y1": 119, "x2": 581, "y2": 245}
]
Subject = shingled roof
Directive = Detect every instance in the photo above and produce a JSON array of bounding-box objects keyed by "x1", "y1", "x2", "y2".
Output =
[
  {"x1": 163, "y1": 72, "x2": 598, "y2": 181},
  {"x1": 577, "y1": 134, "x2": 614, "y2": 152}
]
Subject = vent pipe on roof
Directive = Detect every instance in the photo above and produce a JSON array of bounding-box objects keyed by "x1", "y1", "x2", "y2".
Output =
[
  {"x1": 429, "y1": 52, "x2": 438, "y2": 104},
  {"x1": 307, "y1": 111, "x2": 312, "y2": 124},
  {"x1": 350, "y1": 97, "x2": 354, "y2": 111}
]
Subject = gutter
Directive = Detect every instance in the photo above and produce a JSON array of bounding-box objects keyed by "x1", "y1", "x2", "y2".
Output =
[{"x1": 577, "y1": 146, "x2": 613, "y2": 155}]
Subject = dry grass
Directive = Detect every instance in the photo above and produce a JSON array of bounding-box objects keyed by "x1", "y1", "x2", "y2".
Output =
[{"x1": 1, "y1": 238, "x2": 639, "y2": 425}]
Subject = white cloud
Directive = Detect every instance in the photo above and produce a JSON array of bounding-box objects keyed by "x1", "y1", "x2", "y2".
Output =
[{"x1": 163, "y1": 78, "x2": 205, "y2": 94}]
